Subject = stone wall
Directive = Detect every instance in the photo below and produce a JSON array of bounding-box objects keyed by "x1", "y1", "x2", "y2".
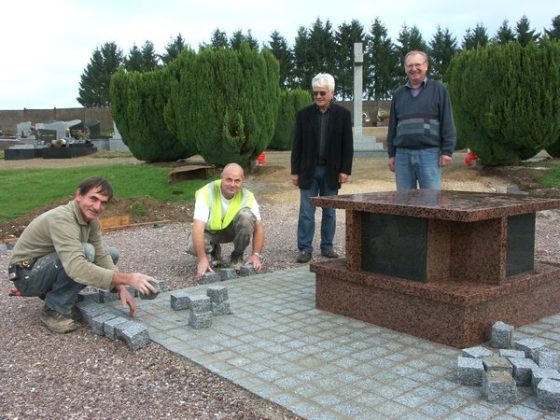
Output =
[{"x1": 0, "y1": 100, "x2": 391, "y2": 137}]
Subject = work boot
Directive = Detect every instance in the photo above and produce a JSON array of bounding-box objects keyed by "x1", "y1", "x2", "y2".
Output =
[
  {"x1": 70, "y1": 305, "x2": 83, "y2": 321},
  {"x1": 321, "y1": 249, "x2": 339, "y2": 258},
  {"x1": 230, "y1": 251, "x2": 244, "y2": 270},
  {"x1": 40, "y1": 305, "x2": 81, "y2": 334},
  {"x1": 296, "y1": 251, "x2": 312, "y2": 263}
]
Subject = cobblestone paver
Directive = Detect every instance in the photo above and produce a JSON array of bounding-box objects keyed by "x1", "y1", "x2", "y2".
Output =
[{"x1": 109, "y1": 266, "x2": 560, "y2": 419}]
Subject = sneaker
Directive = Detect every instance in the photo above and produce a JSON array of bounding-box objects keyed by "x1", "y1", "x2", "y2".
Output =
[
  {"x1": 40, "y1": 305, "x2": 81, "y2": 334},
  {"x1": 296, "y1": 251, "x2": 312, "y2": 263},
  {"x1": 230, "y1": 252, "x2": 243, "y2": 270},
  {"x1": 321, "y1": 249, "x2": 339, "y2": 258}
]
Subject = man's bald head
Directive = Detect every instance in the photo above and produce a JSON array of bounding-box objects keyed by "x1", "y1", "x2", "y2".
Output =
[{"x1": 220, "y1": 163, "x2": 245, "y2": 199}]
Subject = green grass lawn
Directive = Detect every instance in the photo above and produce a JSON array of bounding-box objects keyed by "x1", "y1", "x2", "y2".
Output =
[
  {"x1": 539, "y1": 163, "x2": 560, "y2": 188},
  {"x1": 0, "y1": 165, "x2": 207, "y2": 222}
]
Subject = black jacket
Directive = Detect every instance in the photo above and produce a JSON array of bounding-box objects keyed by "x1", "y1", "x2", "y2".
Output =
[{"x1": 290, "y1": 102, "x2": 353, "y2": 190}]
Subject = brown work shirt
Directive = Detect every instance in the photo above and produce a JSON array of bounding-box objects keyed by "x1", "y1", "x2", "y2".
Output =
[{"x1": 9, "y1": 200, "x2": 115, "y2": 289}]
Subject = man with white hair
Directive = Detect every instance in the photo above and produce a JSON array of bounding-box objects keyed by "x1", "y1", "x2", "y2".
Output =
[{"x1": 290, "y1": 73, "x2": 353, "y2": 263}]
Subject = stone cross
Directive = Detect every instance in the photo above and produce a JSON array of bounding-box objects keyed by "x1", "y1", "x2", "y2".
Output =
[{"x1": 353, "y1": 43, "x2": 364, "y2": 138}]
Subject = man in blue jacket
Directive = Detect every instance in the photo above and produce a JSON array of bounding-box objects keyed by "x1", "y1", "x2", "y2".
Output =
[
  {"x1": 291, "y1": 73, "x2": 353, "y2": 263},
  {"x1": 387, "y1": 50, "x2": 456, "y2": 190}
]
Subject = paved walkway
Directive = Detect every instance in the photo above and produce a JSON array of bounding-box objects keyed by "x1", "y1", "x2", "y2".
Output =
[{"x1": 111, "y1": 267, "x2": 560, "y2": 419}]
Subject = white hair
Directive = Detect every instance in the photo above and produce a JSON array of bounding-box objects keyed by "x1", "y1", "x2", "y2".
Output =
[{"x1": 311, "y1": 73, "x2": 335, "y2": 92}]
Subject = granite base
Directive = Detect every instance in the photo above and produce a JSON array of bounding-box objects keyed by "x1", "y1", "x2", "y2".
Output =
[{"x1": 312, "y1": 259, "x2": 560, "y2": 348}]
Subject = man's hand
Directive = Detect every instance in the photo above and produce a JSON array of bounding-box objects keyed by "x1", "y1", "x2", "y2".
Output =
[
  {"x1": 113, "y1": 272, "x2": 158, "y2": 297},
  {"x1": 196, "y1": 255, "x2": 213, "y2": 279},
  {"x1": 291, "y1": 174, "x2": 299, "y2": 186},
  {"x1": 440, "y1": 155, "x2": 453, "y2": 167},
  {"x1": 339, "y1": 173, "x2": 350, "y2": 184},
  {"x1": 247, "y1": 254, "x2": 263, "y2": 272},
  {"x1": 116, "y1": 285, "x2": 137, "y2": 317},
  {"x1": 388, "y1": 157, "x2": 395, "y2": 172}
]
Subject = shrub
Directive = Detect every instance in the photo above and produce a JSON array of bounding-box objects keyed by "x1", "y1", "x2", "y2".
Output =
[
  {"x1": 446, "y1": 41, "x2": 560, "y2": 166},
  {"x1": 269, "y1": 89, "x2": 312, "y2": 150},
  {"x1": 110, "y1": 69, "x2": 195, "y2": 162},
  {"x1": 165, "y1": 44, "x2": 280, "y2": 167}
]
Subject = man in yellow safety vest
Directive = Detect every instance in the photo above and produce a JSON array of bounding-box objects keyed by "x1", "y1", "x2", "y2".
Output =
[{"x1": 187, "y1": 163, "x2": 265, "y2": 279}]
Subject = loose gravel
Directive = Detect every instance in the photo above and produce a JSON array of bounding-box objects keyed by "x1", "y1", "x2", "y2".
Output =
[{"x1": 2, "y1": 160, "x2": 560, "y2": 419}]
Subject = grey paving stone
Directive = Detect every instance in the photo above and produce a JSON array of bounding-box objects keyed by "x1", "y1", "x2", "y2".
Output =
[
  {"x1": 90, "y1": 312, "x2": 119, "y2": 336},
  {"x1": 462, "y1": 346, "x2": 493, "y2": 359},
  {"x1": 206, "y1": 285, "x2": 229, "y2": 303},
  {"x1": 483, "y1": 355, "x2": 513, "y2": 374},
  {"x1": 457, "y1": 356, "x2": 484, "y2": 385},
  {"x1": 103, "y1": 316, "x2": 129, "y2": 341},
  {"x1": 170, "y1": 290, "x2": 190, "y2": 311},
  {"x1": 536, "y1": 378, "x2": 560, "y2": 412},
  {"x1": 187, "y1": 294, "x2": 211, "y2": 312},
  {"x1": 482, "y1": 370, "x2": 518, "y2": 403},
  {"x1": 77, "y1": 289, "x2": 101, "y2": 303},
  {"x1": 491, "y1": 321, "x2": 514, "y2": 349},
  {"x1": 116, "y1": 320, "x2": 151, "y2": 350},
  {"x1": 140, "y1": 281, "x2": 167, "y2": 300},
  {"x1": 510, "y1": 357, "x2": 538, "y2": 386},
  {"x1": 76, "y1": 301, "x2": 106, "y2": 324},
  {"x1": 219, "y1": 268, "x2": 237, "y2": 281},
  {"x1": 515, "y1": 338, "x2": 547, "y2": 359},
  {"x1": 499, "y1": 349, "x2": 526, "y2": 360},
  {"x1": 98, "y1": 288, "x2": 119, "y2": 303},
  {"x1": 211, "y1": 301, "x2": 232, "y2": 316},
  {"x1": 201, "y1": 272, "x2": 221, "y2": 284},
  {"x1": 188, "y1": 310, "x2": 212, "y2": 329},
  {"x1": 239, "y1": 264, "x2": 256, "y2": 277},
  {"x1": 532, "y1": 367, "x2": 560, "y2": 394},
  {"x1": 535, "y1": 349, "x2": 560, "y2": 369}
]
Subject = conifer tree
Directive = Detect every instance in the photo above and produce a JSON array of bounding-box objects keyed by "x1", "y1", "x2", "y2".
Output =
[
  {"x1": 270, "y1": 89, "x2": 312, "y2": 150},
  {"x1": 446, "y1": 42, "x2": 560, "y2": 165},
  {"x1": 165, "y1": 44, "x2": 280, "y2": 167},
  {"x1": 78, "y1": 42, "x2": 123, "y2": 107},
  {"x1": 110, "y1": 69, "x2": 194, "y2": 162}
]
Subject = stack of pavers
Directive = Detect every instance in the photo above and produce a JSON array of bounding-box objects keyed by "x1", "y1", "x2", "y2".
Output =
[
  {"x1": 201, "y1": 264, "x2": 256, "y2": 284},
  {"x1": 170, "y1": 285, "x2": 232, "y2": 329},
  {"x1": 457, "y1": 320, "x2": 560, "y2": 412},
  {"x1": 75, "y1": 284, "x2": 166, "y2": 351}
]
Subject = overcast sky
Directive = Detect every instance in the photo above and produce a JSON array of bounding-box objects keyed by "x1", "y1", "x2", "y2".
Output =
[{"x1": 0, "y1": 0, "x2": 556, "y2": 110}]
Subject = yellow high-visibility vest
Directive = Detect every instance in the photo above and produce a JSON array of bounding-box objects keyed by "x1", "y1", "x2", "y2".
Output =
[{"x1": 196, "y1": 180, "x2": 255, "y2": 232}]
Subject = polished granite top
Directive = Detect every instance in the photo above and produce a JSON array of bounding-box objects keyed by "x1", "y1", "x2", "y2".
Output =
[{"x1": 310, "y1": 190, "x2": 560, "y2": 222}]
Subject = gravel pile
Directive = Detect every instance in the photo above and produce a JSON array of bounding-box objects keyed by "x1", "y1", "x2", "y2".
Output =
[{"x1": 2, "y1": 183, "x2": 560, "y2": 418}]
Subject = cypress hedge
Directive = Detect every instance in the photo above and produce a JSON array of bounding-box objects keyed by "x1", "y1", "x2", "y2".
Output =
[
  {"x1": 446, "y1": 41, "x2": 560, "y2": 166},
  {"x1": 270, "y1": 89, "x2": 312, "y2": 150},
  {"x1": 110, "y1": 69, "x2": 194, "y2": 162},
  {"x1": 165, "y1": 44, "x2": 280, "y2": 167}
]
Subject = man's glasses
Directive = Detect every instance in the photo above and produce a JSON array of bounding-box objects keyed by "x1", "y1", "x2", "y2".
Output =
[{"x1": 313, "y1": 91, "x2": 327, "y2": 97}]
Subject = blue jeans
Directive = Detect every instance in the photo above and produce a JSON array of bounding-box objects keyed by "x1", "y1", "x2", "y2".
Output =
[
  {"x1": 297, "y1": 166, "x2": 338, "y2": 254},
  {"x1": 13, "y1": 244, "x2": 119, "y2": 315},
  {"x1": 395, "y1": 147, "x2": 442, "y2": 190}
]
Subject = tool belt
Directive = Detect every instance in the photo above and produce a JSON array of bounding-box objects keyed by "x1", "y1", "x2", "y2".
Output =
[
  {"x1": 8, "y1": 264, "x2": 19, "y2": 281},
  {"x1": 7, "y1": 258, "x2": 35, "y2": 282}
]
